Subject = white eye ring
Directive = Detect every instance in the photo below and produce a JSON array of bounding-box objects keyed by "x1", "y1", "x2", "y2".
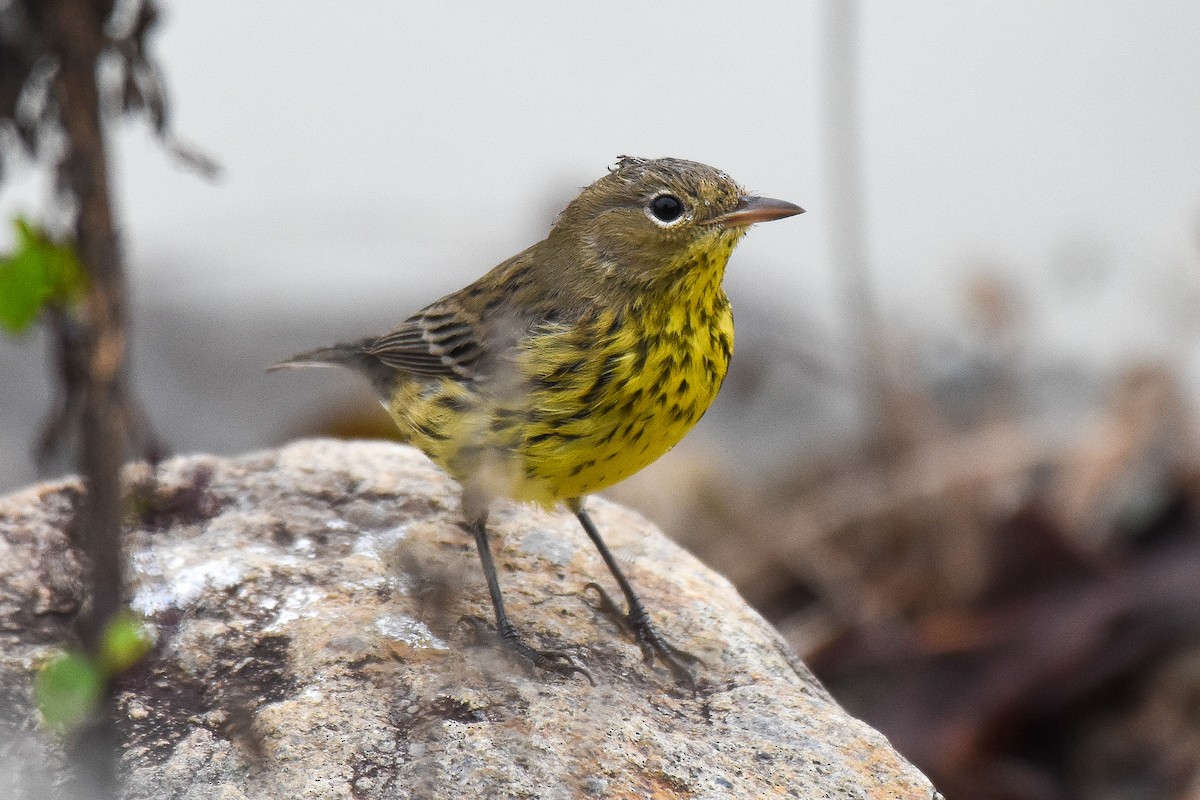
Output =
[{"x1": 646, "y1": 193, "x2": 687, "y2": 227}]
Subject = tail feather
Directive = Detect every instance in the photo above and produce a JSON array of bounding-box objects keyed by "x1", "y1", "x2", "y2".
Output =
[
  {"x1": 268, "y1": 343, "x2": 369, "y2": 372},
  {"x1": 270, "y1": 341, "x2": 398, "y2": 395}
]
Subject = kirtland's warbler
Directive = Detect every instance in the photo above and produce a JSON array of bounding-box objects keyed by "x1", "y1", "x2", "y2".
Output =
[{"x1": 274, "y1": 157, "x2": 803, "y2": 683}]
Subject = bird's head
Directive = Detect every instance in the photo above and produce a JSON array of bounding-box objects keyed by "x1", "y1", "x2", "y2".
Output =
[{"x1": 550, "y1": 156, "x2": 803, "y2": 292}]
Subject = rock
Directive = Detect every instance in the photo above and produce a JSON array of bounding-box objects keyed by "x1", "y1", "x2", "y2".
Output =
[{"x1": 0, "y1": 439, "x2": 939, "y2": 799}]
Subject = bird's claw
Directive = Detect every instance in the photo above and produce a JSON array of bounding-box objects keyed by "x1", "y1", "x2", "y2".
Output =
[
  {"x1": 461, "y1": 615, "x2": 595, "y2": 684},
  {"x1": 583, "y1": 582, "x2": 702, "y2": 687},
  {"x1": 504, "y1": 633, "x2": 595, "y2": 685}
]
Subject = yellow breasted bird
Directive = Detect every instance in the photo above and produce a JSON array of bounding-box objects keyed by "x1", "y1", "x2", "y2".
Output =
[{"x1": 273, "y1": 157, "x2": 803, "y2": 683}]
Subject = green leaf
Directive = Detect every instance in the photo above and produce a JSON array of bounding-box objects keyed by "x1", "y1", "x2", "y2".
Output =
[
  {"x1": 0, "y1": 218, "x2": 87, "y2": 334},
  {"x1": 99, "y1": 614, "x2": 153, "y2": 674},
  {"x1": 35, "y1": 652, "x2": 105, "y2": 733},
  {"x1": 0, "y1": 247, "x2": 50, "y2": 332}
]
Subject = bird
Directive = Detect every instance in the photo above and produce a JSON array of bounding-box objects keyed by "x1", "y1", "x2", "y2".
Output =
[{"x1": 273, "y1": 156, "x2": 803, "y2": 683}]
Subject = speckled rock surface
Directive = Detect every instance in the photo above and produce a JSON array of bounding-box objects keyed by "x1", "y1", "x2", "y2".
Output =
[{"x1": 0, "y1": 439, "x2": 937, "y2": 799}]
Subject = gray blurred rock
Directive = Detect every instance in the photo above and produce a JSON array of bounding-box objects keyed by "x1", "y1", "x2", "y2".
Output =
[{"x1": 0, "y1": 439, "x2": 938, "y2": 799}]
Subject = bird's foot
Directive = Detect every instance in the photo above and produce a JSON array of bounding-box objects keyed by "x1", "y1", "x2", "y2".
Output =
[
  {"x1": 462, "y1": 615, "x2": 595, "y2": 684},
  {"x1": 583, "y1": 582, "x2": 703, "y2": 687}
]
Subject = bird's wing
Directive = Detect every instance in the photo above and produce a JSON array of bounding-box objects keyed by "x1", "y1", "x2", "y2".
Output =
[
  {"x1": 364, "y1": 300, "x2": 487, "y2": 381},
  {"x1": 363, "y1": 244, "x2": 562, "y2": 382}
]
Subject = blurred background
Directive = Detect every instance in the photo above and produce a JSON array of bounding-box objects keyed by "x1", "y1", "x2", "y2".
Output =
[{"x1": 4, "y1": 2, "x2": 1200, "y2": 797}]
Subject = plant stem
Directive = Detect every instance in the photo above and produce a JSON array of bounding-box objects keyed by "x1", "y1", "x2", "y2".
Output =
[{"x1": 47, "y1": 1, "x2": 129, "y2": 796}]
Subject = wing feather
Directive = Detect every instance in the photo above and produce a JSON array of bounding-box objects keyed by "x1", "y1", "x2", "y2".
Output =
[
  {"x1": 366, "y1": 302, "x2": 485, "y2": 380},
  {"x1": 359, "y1": 244, "x2": 560, "y2": 383}
]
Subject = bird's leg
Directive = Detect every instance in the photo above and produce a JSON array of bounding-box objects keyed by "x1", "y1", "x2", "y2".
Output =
[
  {"x1": 466, "y1": 515, "x2": 594, "y2": 683},
  {"x1": 572, "y1": 503, "x2": 703, "y2": 686}
]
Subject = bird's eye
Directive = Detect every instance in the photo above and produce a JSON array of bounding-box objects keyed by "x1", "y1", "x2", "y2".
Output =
[{"x1": 648, "y1": 194, "x2": 684, "y2": 224}]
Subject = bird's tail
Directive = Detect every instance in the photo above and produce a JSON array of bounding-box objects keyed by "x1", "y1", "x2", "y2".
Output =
[{"x1": 268, "y1": 343, "x2": 369, "y2": 372}]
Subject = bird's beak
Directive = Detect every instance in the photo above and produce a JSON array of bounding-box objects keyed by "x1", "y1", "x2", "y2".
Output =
[{"x1": 701, "y1": 196, "x2": 805, "y2": 227}]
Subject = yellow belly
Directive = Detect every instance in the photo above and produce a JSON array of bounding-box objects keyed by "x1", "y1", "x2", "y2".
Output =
[{"x1": 385, "y1": 293, "x2": 733, "y2": 507}]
